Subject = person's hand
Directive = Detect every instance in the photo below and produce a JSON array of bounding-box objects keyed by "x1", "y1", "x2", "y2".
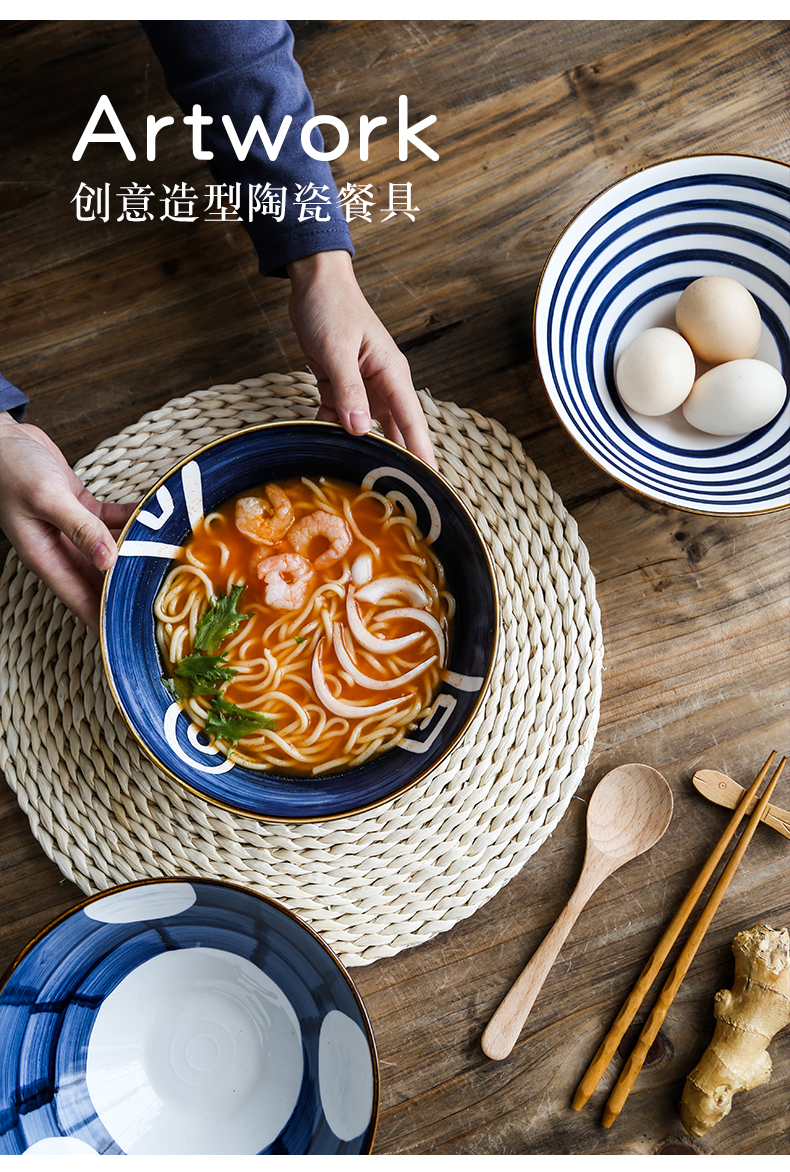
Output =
[
  {"x1": 286, "y1": 250, "x2": 437, "y2": 469},
  {"x1": 0, "y1": 412, "x2": 135, "y2": 631}
]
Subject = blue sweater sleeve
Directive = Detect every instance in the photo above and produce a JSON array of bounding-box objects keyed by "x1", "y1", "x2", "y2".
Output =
[
  {"x1": 0, "y1": 374, "x2": 28, "y2": 419},
  {"x1": 141, "y1": 20, "x2": 354, "y2": 277}
]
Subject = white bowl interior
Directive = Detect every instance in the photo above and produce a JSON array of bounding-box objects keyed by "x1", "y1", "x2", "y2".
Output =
[
  {"x1": 535, "y1": 155, "x2": 790, "y2": 514},
  {"x1": 86, "y1": 947, "x2": 305, "y2": 1155},
  {"x1": 0, "y1": 880, "x2": 377, "y2": 1156}
]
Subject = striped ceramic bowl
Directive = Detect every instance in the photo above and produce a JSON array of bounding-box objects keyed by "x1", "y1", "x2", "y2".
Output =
[{"x1": 534, "y1": 154, "x2": 789, "y2": 515}]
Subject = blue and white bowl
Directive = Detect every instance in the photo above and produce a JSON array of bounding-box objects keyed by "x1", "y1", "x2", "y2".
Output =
[
  {"x1": 534, "y1": 154, "x2": 790, "y2": 515},
  {"x1": 100, "y1": 422, "x2": 498, "y2": 821},
  {"x1": 0, "y1": 879, "x2": 378, "y2": 1155}
]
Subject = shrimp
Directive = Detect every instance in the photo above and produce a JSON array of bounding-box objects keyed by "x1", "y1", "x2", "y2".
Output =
[
  {"x1": 235, "y1": 484, "x2": 294, "y2": 545},
  {"x1": 254, "y1": 552, "x2": 314, "y2": 610},
  {"x1": 287, "y1": 510, "x2": 352, "y2": 569}
]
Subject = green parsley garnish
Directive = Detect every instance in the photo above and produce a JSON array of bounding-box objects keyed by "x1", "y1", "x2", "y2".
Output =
[
  {"x1": 193, "y1": 584, "x2": 252, "y2": 653},
  {"x1": 163, "y1": 651, "x2": 238, "y2": 700},
  {"x1": 294, "y1": 635, "x2": 307, "y2": 644},
  {"x1": 160, "y1": 585, "x2": 272, "y2": 745},
  {"x1": 204, "y1": 694, "x2": 277, "y2": 746}
]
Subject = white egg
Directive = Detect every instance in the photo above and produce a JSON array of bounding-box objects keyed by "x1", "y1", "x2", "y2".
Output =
[
  {"x1": 615, "y1": 327, "x2": 696, "y2": 416},
  {"x1": 681, "y1": 359, "x2": 786, "y2": 436},
  {"x1": 675, "y1": 276, "x2": 762, "y2": 364}
]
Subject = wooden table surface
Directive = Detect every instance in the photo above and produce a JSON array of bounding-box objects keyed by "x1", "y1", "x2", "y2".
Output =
[{"x1": 1, "y1": 19, "x2": 788, "y2": 1156}]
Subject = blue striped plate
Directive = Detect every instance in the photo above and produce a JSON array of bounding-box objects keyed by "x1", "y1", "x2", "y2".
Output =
[
  {"x1": 534, "y1": 155, "x2": 789, "y2": 514},
  {"x1": 0, "y1": 879, "x2": 378, "y2": 1155}
]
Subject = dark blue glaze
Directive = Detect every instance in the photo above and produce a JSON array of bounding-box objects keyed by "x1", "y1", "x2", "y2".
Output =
[
  {"x1": 0, "y1": 879, "x2": 378, "y2": 1155},
  {"x1": 101, "y1": 423, "x2": 498, "y2": 820}
]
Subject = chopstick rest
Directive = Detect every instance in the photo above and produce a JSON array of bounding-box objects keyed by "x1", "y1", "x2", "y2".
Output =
[
  {"x1": 600, "y1": 755, "x2": 786, "y2": 1128},
  {"x1": 572, "y1": 752, "x2": 782, "y2": 1114},
  {"x1": 693, "y1": 768, "x2": 790, "y2": 839}
]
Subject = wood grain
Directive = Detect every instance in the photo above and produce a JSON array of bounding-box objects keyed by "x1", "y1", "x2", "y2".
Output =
[
  {"x1": 574, "y1": 753, "x2": 781, "y2": 1111},
  {"x1": 1, "y1": 18, "x2": 789, "y2": 1155},
  {"x1": 603, "y1": 760, "x2": 785, "y2": 1128},
  {"x1": 482, "y1": 765, "x2": 673, "y2": 1060},
  {"x1": 694, "y1": 769, "x2": 790, "y2": 839}
]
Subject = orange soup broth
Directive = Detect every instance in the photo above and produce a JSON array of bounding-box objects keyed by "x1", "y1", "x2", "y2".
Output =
[{"x1": 158, "y1": 478, "x2": 452, "y2": 773}]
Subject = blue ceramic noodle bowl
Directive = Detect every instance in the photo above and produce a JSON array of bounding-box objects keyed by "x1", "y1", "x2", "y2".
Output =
[{"x1": 100, "y1": 422, "x2": 498, "y2": 820}]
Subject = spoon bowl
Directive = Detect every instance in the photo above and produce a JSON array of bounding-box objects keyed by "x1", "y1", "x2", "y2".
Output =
[
  {"x1": 481, "y1": 763, "x2": 673, "y2": 1060},
  {"x1": 587, "y1": 763, "x2": 674, "y2": 861}
]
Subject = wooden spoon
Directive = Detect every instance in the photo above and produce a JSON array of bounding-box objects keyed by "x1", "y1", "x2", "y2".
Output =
[{"x1": 481, "y1": 763, "x2": 674, "y2": 1061}]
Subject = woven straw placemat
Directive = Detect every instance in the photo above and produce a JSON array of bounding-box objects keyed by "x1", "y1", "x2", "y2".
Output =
[{"x1": 0, "y1": 374, "x2": 603, "y2": 966}]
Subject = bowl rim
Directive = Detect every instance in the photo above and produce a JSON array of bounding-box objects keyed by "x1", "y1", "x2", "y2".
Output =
[
  {"x1": 532, "y1": 151, "x2": 790, "y2": 518},
  {"x1": 0, "y1": 875, "x2": 381, "y2": 1155},
  {"x1": 99, "y1": 420, "x2": 501, "y2": 822}
]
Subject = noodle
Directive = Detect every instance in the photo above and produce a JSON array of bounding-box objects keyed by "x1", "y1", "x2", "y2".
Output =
[{"x1": 155, "y1": 476, "x2": 453, "y2": 775}]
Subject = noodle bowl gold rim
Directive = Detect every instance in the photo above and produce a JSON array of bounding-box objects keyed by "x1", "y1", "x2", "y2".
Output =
[{"x1": 100, "y1": 421, "x2": 501, "y2": 823}]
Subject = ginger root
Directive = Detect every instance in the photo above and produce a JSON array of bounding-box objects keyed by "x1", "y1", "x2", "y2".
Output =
[{"x1": 679, "y1": 922, "x2": 790, "y2": 1137}]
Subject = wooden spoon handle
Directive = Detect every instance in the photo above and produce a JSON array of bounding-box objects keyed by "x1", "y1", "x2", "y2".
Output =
[
  {"x1": 573, "y1": 751, "x2": 778, "y2": 1111},
  {"x1": 482, "y1": 867, "x2": 607, "y2": 1061}
]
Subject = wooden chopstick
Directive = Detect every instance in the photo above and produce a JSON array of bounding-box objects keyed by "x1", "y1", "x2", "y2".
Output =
[
  {"x1": 601, "y1": 754, "x2": 786, "y2": 1128},
  {"x1": 572, "y1": 750, "x2": 777, "y2": 1112}
]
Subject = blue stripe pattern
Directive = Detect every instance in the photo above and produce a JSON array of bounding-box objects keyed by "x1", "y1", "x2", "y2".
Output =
[{"x1": 535, "y1": 156, "x2": 790, "y2": 514}]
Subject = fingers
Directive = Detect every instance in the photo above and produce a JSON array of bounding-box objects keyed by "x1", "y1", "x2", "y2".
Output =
[
  {"x1": 37, "y1": 481, "x2": 133, "y2": 573},
  {"x1": 388, "y1": 408, "x2": 436, "y2": 470},
  {"x1": 314, "y1": 375, "x2": 408, "y2": 451},
  {"x1": 316, "y1": 350, "x2": 373, "y2": 438},
  {"x1": 307, "y1": 338, "x2": 434, "y2": 465},
  {"x1": 334, "y1": 324, "x2": 436, "y2": 467},
  {"x1": 94, "y1": 499, "x2": 136, "y2": 534},
  {"x1": 378, "y1": 415, "x2": 407, "y2": 450},
  {"x1": 365, "y1": 357, "x2": 437, "y2": 469},
  {"x1": 19, "y1": 497, "x2": 124, "y2": 630},
  {"x1": 14, "y1": 522, "x2": 104, "y2": 631},
  {"x1": 45, "y1": 492, "x2": 118, "y2": 572},
  {"x1": 286, "y1": 250, "x2": 437, "y2": 466},
  {"x1": 0, "y1": 417, "x2": 131, "y2": 629},
  {"x1": 13, "y1": 486, "x2": 124, "y2": 626},
  {"x1": 363, "y1": 387, "x2": 407, "y2": 449}
]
